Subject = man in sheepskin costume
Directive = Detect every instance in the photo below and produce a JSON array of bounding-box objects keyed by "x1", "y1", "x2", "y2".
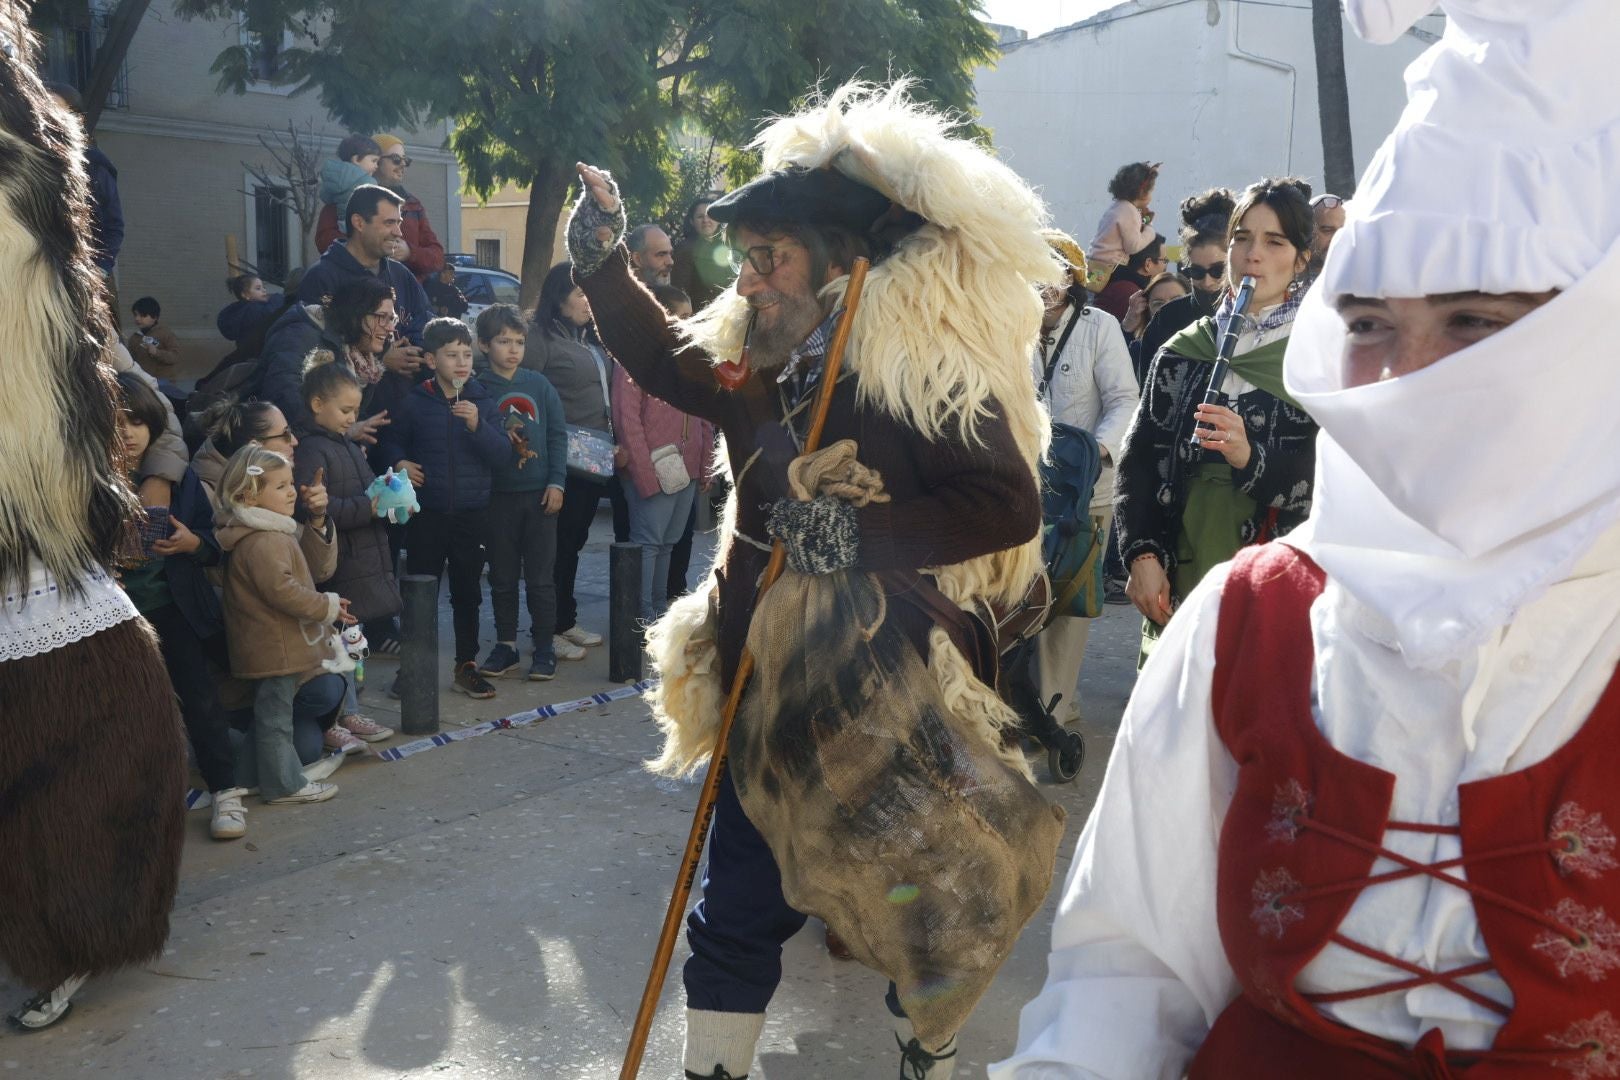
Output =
[
  {"x1": 0, "y1": 4, "x2": 186, "y2": 1031},
  {"x1": 572, "y1": 81, "x2": 1065, "y2": 1078}
]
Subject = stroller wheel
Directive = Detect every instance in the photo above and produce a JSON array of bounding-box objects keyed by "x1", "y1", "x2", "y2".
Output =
[{"x1": 1047, "y1": 727, "x2": 1085, "y2": 784}]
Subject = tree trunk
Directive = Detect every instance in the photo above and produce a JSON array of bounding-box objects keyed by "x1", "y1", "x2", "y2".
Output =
[
  {"x1": 82, "y1": 0, "x2": 152, "y2": 133},
  {"x1": 520, "y1": 157, "x2": 578, "y2": 309},
  {"x1": 1311, "y1": 0, "x2": 1356, "y2": 196}
]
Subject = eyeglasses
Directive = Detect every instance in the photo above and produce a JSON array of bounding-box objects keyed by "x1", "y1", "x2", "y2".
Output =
[
  {"x1": 381, "y1": 154, "x2": 413, "y2": 168},
  {"x1": 364, "y1": 310, "x2": 400, "y2": 326},
  {"x1": 1310, "y1": 194, "x2": 1344, "y2": 209},
  {"x1": 729, "y1": 243, "x2": 785, "y2": 277},
  {"x1": 262, "y1": 427, "x2": 295, "y2": 443},
  {"x1": 1183, "y1": 262, "x2": 1226, "y2": 282}
]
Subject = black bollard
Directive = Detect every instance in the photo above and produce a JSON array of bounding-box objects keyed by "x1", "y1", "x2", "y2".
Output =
[
  {"x1": 609, "y1": 542, "x2": 644, "y2": 683},
  {"x1": 399, "y1": 573, "x2": 440, "y2": 735}
]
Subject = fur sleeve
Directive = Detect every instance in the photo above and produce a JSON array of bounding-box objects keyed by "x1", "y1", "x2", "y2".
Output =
[
  {"x1": 578, "y1": 250, "x2": 731, "y2": 425},
  {"x1": 853, "y1": 400, "x2": 1040, "y2": 571}
]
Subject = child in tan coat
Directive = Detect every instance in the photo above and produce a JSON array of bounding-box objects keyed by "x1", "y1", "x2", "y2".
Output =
[{"x1": 215, "y1": 444, "x2": 356, "y2": 803}]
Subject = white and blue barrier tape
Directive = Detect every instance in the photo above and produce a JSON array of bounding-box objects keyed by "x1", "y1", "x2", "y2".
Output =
[{"x1": 185, "y1": 678, "x2": 658, "y2": 808}]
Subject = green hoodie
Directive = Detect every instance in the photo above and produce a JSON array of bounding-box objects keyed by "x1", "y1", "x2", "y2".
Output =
[{"x1": 476, "y1": 366, "x2": 568, "y2": 494}]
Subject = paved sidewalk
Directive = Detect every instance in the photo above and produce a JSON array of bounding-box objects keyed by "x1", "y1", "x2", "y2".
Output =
[{"x1": 0, "y1": 512, "x2": 1142, "y2": 1077}]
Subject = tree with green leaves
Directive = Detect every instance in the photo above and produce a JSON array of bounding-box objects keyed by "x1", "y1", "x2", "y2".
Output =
[{"x1": 174, "y1": 0, "x2": 996, "y2": 304}]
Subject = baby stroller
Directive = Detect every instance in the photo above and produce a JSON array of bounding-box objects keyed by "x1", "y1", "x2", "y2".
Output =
[{"x1": 994, "y1": 421, "x2": 1105, "y2": 783}]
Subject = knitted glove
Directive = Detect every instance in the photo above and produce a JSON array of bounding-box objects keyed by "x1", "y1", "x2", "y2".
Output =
[
  {"x1": 566, "y1": 170, "x2": 628, "y2": 276},
  {"x1": 766, "y1": 496, "x2": 859, "y2": 575}
]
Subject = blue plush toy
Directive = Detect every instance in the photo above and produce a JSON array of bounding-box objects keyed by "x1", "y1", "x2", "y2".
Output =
[{"x1": 367, "y1": 468, "x2": 420, "y2": 524}]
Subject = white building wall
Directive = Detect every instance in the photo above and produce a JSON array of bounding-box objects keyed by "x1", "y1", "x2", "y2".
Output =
[{"x1": 975, "y1": 0, "x2": 1440, "y2": 249}]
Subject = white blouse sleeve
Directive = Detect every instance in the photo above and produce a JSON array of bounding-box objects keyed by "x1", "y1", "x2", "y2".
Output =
[{"x1": 991, "y1": 567, "x2": 1241, "y2": 1079}]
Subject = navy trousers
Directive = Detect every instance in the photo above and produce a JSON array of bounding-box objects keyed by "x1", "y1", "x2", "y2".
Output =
[{"x1": 683, "y1": 769, "x2": 808, "y2": 1012}]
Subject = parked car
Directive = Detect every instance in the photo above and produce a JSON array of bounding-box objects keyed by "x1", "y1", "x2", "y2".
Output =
[{"x1": 449, "y1": 263, "x2": 522, "y2": 328}]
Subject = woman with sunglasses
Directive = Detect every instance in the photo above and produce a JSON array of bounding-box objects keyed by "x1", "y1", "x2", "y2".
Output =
[
  {"x1": 1133, "y1": 188, "x2": 1237, "y2": 381},
  {"x1": 1113, "y1": 177, "x2": 1320, "y2": 663}
]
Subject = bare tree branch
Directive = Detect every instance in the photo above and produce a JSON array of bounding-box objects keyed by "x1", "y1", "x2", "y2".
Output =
[{"x1": 241, "y1": 120, "x2": 325, "y2": 267}]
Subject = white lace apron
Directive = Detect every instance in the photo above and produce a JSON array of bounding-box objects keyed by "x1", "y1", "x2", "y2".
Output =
[{"x1": 1, "y1": 557, "x2": 138, "y2": 663}]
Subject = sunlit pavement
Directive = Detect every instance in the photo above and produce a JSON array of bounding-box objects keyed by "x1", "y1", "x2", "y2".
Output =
[{"x1": 0, "y1": 513, "x2": 1139, "y2": 1078}]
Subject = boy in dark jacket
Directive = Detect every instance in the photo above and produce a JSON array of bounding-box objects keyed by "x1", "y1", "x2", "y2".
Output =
[
  {"x1": 473, "y1": 304, "x2": 567, "y2": 681},
  {"x1": 378, "y1": 318, "x2": 510, "y2": 697}
]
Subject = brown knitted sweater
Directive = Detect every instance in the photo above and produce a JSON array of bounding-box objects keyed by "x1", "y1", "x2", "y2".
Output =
[{"x1": 578, "y1": 249, "x2": 1041, "y2": 681}]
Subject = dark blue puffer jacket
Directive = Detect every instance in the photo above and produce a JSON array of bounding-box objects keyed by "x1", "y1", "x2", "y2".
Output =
[
  {"x1": 216, "y1": 297, "x2": 282, "y2": 342},
  {"x1": 376, "y1": 376, "x2": 511, "y2": 513}
]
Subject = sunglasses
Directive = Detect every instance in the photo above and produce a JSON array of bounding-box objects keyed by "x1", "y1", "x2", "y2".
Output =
[
  {"x1": 381, "y1": 154, "x2": 413, "y2": 168},
  {"x1": 1183, "y1": 262, "x2": 1226, "y2": 282},
  {"x1": 1310, "y1": 194, "x2": 1344, "y2": 209}
]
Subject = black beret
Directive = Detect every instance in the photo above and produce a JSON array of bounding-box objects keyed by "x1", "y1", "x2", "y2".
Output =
[{"x1": 707, "y1": 165, "x2": 894, "y2": 234}]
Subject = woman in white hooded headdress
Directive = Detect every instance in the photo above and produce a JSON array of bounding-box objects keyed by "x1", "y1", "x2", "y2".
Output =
[{"x1": 992, "y1": 2, "x2": 1620, "y2": 1076}]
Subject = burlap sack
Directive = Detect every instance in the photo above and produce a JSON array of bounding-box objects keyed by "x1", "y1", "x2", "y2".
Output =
[{"x1": 729, "y1": 442, "x2": 1066, "y2": 1047}]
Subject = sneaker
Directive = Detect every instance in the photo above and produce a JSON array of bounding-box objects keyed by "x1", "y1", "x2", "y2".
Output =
[
  {"x1": 387, "y1": 673, "x2": 402, "y2": 700},
  {"x1": 266, "y1": 781, "x2": 338, "y2": 805},
  {"x1": 559, "y1": 625, "x2": 603, "y2": 647},
  {"x1": 1104, "y1": 577, "x2": 1129, "y2": 606},
  {"x1": 8, "y1": 974, "x2": 87, "y2": 1032},
  {"x1": 552, "y1": 635, "x2": 587, "y2": 662},
  {"x1": 453, "y1": 661, "x2": 497, "y2": 699},
  {"x1": 301, "y1": 752, "x2": 345, "y2": 784},
  {"x1": 209, "y1": 788, "x2": 248, "y2": 840},
  {"x1": 478, "y1": 642, "x2": 521, "y2": 677},
  {"x1": 340, "y1": 713, "x2": 394, "y2": 742},
  {"x1": 528, "y1": 650, "x2": 557, "y2": 681},
  {"x1": 324, "y1": 724, "x2": 367, "y2": 756}
]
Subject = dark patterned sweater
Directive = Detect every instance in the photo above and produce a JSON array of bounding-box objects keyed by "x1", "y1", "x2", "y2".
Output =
[
  {"x1": 1113, "y1": 342, "x2": 1318, "y2": 577},
  {"x1": 577, "y1": 248, "x2": 1041, "y2": 683}
]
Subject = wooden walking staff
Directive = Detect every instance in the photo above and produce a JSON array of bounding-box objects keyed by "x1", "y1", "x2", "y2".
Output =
[{"x1": 619, "y1": 255, "x2": 872, "y2": 1078}]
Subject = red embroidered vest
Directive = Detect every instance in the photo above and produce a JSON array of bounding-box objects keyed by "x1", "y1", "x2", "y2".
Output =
[{"x1": 1188, "y1": 544, "x2": 1620, "y2": 1080}]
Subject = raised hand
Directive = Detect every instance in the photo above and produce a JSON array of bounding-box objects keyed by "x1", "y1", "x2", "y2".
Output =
[
  {"x1": 300, "y1": 466, "x2": 329, "y2": 520},
  {"x1": 567, "y1": 162, "x2": 628, "y2": 274},
  {"x1": 347, "y1": 410, "x2": 390, "y2": 445}
]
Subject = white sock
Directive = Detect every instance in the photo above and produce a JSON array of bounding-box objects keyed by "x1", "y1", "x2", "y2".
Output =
[{"x1": 683, "y1": 1009, "x2": 765, "y2": 1078}]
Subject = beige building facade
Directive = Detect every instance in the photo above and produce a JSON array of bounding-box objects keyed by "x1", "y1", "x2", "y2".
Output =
[
  {"x1": 459, "y1": 181, "x2": 567, "y2": 283},
  {"x1": 46, "y1": 1, "x2": 460, "y2": 378}
]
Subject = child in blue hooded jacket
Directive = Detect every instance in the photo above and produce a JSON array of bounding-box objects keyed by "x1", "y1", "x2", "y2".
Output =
[{"x1": 317, "y1": 135, "x2": 381, "y2": 240}]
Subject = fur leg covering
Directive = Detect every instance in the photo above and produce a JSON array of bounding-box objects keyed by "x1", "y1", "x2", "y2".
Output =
[{"x1": 0, "y1": 617, "x2": 185, "y2": 990}]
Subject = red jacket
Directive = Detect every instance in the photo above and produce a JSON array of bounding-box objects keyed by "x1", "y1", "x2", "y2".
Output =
[{"x1": 316, "y1": 190, "x2": 444, "y2": 281}]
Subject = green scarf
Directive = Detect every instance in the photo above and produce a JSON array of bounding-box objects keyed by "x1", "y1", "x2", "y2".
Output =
[
  {"x1": 1162, "y1": 317, "x2": 1300, "y2": 410},
  {"x1": 1138, "y1": 317, "x2": 1299, "y2": 665}
]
